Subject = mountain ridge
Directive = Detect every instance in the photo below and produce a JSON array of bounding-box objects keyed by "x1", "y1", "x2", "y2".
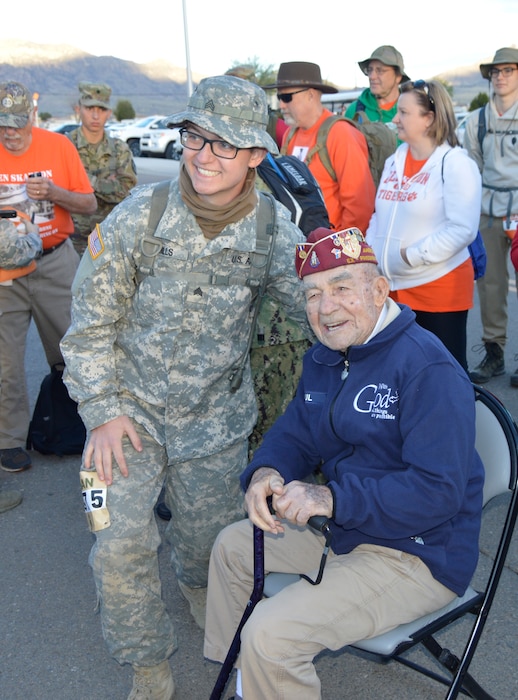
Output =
[{"x1": 0, "y1": 40, "x2": 489, "y2": 118}]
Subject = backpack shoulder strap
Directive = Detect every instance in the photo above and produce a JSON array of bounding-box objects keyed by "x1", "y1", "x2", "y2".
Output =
[
  {"x1": 229, "y1": 192, "x2": 277, "y2": 392},
  {"x1": 280, "y1": 126, "x2": 297, "y2": 156},
  {"x1": 137, "y1": 179, "x2": 171, "y2": 281},
  {"x1": 477, "y1": 106, "x2": 487, "y2": 151},
  {"x1": 307, "y1": 115, "x2": 346, "y2": 182}
]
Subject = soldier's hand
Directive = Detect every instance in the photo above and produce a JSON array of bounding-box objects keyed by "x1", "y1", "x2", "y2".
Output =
[
  {"x1": 84, "y1": 416, "x2": 143, "y2": 485},
  {"x1": 18, "y1": 220, "x2": 40, "y2": 235}
]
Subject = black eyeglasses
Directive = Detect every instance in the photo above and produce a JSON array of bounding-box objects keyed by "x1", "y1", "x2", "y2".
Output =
[
  {"x1": 489, "y1": 66, "x2": 518, "y2": 78},
  {"x1": 179, "y1": 129, "x2": 240, "y2": 159},
  {"x1": 276, "y1": 88, "x2": 309, "y2": 103},
  {"x1": 400, "y1": 79, "x2": 435, "y2": 112}
]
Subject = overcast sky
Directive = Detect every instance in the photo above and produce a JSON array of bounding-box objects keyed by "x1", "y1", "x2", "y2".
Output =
[{"x1": 17, "y1": 0, "x2": 517, "y2": 87}]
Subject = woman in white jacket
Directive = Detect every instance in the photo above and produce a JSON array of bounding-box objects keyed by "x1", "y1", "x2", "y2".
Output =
[{"x1": 366, "y1": 80, "x2": 481, "y2": 370}]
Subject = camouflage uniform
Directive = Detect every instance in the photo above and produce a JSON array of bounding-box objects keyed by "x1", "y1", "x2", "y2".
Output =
[
  {"x1": 68, "y1": 127, "x2": 137, "y2": 253},
  {"x1": 61, "y1": 178, "x2": 309, "y2": 667},
  {"x1": 0, "y1": 219, "x2": 42, "y2": 268},
  {"x1": 249, "y1": 177, "x2": 312, "y2": 456}
]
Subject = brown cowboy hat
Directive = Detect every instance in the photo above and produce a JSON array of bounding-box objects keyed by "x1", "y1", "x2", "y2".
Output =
[{"x1": 263, "y1": 62, "x2": 338, "y2": 94}]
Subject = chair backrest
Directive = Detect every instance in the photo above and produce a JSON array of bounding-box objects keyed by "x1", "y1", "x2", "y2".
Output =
[{"x1": 474, "y1": 385, "x2": 518, "y2": 505}]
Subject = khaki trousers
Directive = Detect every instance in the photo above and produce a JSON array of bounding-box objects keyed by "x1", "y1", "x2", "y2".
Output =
[
  {"x1": 204, "y1": 519, "x2": 456, "y2": 700},
  {"x1": 0, "y1": 239, "x2": 79, "y2": 448},
  {"x1": 477, "y1": 214, "x2": 518, "y2": 348}
]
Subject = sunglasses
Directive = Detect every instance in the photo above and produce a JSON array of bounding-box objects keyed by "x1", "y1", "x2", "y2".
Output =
[
  {"x1": 276, "y1": 88, "x2": 309, "y2": 103},
  {"x1": 400, "y1": 79, "x2": 436, "y2": 112}
]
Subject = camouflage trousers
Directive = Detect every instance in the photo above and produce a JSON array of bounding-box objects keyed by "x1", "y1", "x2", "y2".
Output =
[
  {"x1": 249, "y1": 339, "x2": 311, "y2": 456},
  {"x1": 85, "y1": 421, "x2": 247, "y2": 666}
]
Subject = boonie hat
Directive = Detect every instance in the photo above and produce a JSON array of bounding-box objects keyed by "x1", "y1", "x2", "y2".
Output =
[
  {"x1": 0, "y1": 81, "x2": 33, "y2": 128},
  {"x1": 295, "y1": 227, "x2": 378, "y2": 279},
  {"x1": 78, "y1": 82, "x2": 112, "y2": 108},
  {"x1": 263, "y1": 62, "x2": 338, "y2": 94},
  {"x1": 167, "y1": 75, "x2": 278, "y2": 154},
  {"x1": 480, "y1": 47, "x2": 518, "y2": 79},
  {"x1": 358, "y1": 46, "x2": 410, "y2": 83}
]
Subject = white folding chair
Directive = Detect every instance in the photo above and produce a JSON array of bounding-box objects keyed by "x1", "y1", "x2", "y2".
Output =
[{"x1": 264, "y1": 384, "x2": 518, "y2": 699}]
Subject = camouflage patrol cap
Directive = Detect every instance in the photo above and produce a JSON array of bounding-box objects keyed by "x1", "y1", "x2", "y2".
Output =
[
  {"x1": 166, "y1": 75, "x2": 278, "y2": 154},
  {"x1": 0, "y1": 81, "x2": 33, "y2": 128},
  {"x1": 78, "y1": 82, "x2": 112, "y2": 108}
]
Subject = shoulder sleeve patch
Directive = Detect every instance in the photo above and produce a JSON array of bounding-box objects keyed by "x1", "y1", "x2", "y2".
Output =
[{"x1": 88, "y1": 224, "x2": 105, "y2": 259}]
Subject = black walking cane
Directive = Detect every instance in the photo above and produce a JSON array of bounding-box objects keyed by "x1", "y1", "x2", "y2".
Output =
[
  {"x1": 209, "y1": 523, "x2": 265, "y2": 700},
  {"x1": 209, "y1": 515, "x2": 331, "y2": 700}
]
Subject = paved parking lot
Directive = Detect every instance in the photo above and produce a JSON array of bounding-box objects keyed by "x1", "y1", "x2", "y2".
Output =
[{"x1": 1, "y1": 245, "x2": 518, "y2": 698}]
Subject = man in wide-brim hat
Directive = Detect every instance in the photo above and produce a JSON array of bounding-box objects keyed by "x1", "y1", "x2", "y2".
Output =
[
  {"x1": 463, "y1": 47, "x2": 518, "y2": 388},
  {"x1": 345, "y1": 45, "x2": 410, "y2": 123},
  {"x1": 264, "y1": 61, "x2": 375, "y2": 236},
  {"x1": 263, "y1": 61, "x2": 338, "y2": 93}
]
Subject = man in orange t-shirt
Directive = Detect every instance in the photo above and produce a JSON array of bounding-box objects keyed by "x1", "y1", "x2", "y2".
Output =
[
  {"x1": 0, "y1": 81, "x2": 96, "y2": 473},
  {"x1": 265, "y1": 61, "x2": 375, "y2": 233}
]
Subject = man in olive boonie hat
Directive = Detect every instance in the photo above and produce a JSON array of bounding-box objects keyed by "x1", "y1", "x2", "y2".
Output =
[
  {"x1": 167, "y1": 74, "x2": 278, "y2": 154},
  {"x1": 479, "y1": 47, "x2": 518, "y2": 80},
  {"x1": 463, "y1": 47, "x2": 518, "y2": 388},
  {"x1": 61, "y1": 73, "x2": 311, "y2": 700},
  {"x1": 0, "y1": 81, "x2": 33, "y2": 128},
  {"x1": 346, "y1": 45, "x2": 410, "y2": 124}
]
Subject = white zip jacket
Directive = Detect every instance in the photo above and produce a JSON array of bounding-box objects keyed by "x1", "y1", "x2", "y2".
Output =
[{"x1": 366, "y1": 142, "x2": 481, "y2": 290}]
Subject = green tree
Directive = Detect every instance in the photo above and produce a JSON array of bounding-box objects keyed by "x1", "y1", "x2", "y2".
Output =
[
  {"x1": 434, "y1": 78, "x2": 454, "y2": 97},
  {"x1": 114, "y1": 99, "x2": 135, "y2": 121},
  {"x1": 39, "y1": 111, "x2": 52, "y2": 122},
  {"x1": 469, "y1": 92, "x2": 490, "y2": 111},
  {"x1": 226, "y1": 57, "x2": 277, "y2": 86}
]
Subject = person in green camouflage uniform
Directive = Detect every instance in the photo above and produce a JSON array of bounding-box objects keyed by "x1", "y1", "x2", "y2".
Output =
[
  {"x1": 68, "y1": 82, "x2": 137, "y2": 255},
  {"x1": 61, "y1": 75, "x2": 311, "y2": 700},
  {"x1": 0, "y1": 216, "x2": 42, "y2": 269},
  {"x1": 224, "y1": 66, "x2": 312, "y2": 457}
]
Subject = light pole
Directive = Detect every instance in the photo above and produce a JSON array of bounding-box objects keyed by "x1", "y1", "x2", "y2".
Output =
[{"x1": 182, "y1": 0, "x2": 193, "y2": 97}]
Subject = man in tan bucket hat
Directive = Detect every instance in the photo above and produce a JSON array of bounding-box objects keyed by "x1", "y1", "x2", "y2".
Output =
[{"x1": 463, "y1": 48, "x2": 518, "y2": 387}]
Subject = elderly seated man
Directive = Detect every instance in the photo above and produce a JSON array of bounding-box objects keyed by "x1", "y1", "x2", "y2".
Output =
[{"x1": 204, "y1": 227, "x2": 484, "y2": 700}]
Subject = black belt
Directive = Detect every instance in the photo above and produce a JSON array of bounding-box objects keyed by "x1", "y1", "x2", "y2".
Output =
[{"x1": 42, "y1": 240, "x2": 67, "y2": 256}]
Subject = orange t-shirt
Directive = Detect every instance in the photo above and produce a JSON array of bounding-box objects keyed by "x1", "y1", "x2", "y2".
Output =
[
  {"x1": 390, "y1": 150, "x2": 473, "y2": 312},
  {"x1": 282, "y1": 109, "x2": 376, "y2": 233},
  {"x1": 0, "y1": 127, "x2": 93, "y2": 250}
]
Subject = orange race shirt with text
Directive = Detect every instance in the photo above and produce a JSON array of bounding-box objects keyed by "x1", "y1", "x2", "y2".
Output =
[{"x1": 0, "y1": 127, "x2": 93, "y2": 249}]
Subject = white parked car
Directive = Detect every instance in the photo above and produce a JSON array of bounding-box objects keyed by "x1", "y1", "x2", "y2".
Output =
[
  {"x1": 140, "y1": 118, "x2": 183, "y2": 160},
  {"x1": 455, "y1": 111, "x2": 470, "y2": 147},
  {"x1": 106, "y1": 115, "x2": 166, "y2": 157}
]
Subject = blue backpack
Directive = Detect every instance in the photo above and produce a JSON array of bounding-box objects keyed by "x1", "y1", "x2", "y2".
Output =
[{"x1": 441, "y1": 150, "x2": 486, "y2": 280}]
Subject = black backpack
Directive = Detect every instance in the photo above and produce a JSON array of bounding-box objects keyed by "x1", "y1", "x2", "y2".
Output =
[
  {"x1": 26, "y1": 364, "x2": 86, "y2": 456},
  {"x1": 257, "y1": 153, "x2": 330, "y2": 235}
]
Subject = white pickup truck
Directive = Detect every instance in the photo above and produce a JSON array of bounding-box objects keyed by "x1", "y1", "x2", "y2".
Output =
[
  {"x1": 140, "y1": 118, "x2": 183, "y2": 160},
  {"x1": 106, "y1": 115, "x2": 165, "y2": 157}
]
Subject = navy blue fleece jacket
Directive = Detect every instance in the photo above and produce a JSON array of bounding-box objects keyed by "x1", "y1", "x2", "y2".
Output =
[{"x1": 242, "y1": 304, "x2": 484, "y2": 596}]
